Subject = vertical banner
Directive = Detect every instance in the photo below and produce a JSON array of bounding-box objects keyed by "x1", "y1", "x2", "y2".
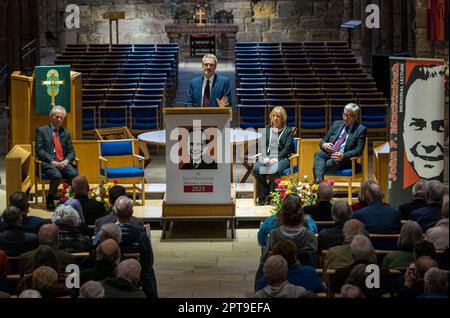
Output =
[
  {"x1": 35, "y1": 65, "x2": 71, "y2": 114},
  {"x1": 388, "y1": 57, "x2": 445, "y2": 206}
]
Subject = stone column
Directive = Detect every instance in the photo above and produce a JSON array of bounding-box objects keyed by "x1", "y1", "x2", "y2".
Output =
[
  {"x1": 380, "y1": 0, "x2": 393, "y2": 52},
  {"x1": 360, "y1": 0, "x2": 372, "y2": 66}
]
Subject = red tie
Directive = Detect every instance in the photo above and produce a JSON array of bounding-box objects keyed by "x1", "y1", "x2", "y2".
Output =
[
  {"x1": 53, "y1": 129, "x2": 64, "y2": 161},
  {"x1": 202, "y1": 79, "x2": 210, "y2": 107}
]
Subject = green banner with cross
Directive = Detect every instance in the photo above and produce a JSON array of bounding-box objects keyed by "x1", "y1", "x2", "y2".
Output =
[{"x1": 35, "y1": 65, "x2": 71, "y2": 114}]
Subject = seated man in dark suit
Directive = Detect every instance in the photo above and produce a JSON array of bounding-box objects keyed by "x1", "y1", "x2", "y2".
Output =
[
  {"x1": 80, "y1": 239, "x2": 120, "y2": 285},
  {"x1": 185, "y1": 54, "x2": 232, "y2": 107},
  {"x1": 303, "y1": 182, "x2": 334, "y2": 221},
  {"x1": 352, "y1": 182, "x2": 401, "y2": 234},
  {"x1": 72, "y1": 176, "x2": 107, "y2": 225},
  {"x1": 409, "y1": 180, "x2": 444, "y2": 231},
  {"x1": 399, "y1": 180, "x2": 428, "y2": 220},
  {"x1": 101, "y1": 259, "x2": 146, "y2": 298},
  {"x1": 9, "y1": 192, "x2": 46, "y2": 234},
  {"x1": 313, "y1": 103, "x2": 367, "y2": 183},
  {"x1": 0, "y1": 207, "x2": 38, "y2": 256},
  {"x1": 35, "y1": 105, "x2": 78, "y2": 210}
]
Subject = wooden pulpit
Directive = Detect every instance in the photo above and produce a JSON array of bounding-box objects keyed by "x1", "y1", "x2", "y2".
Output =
[{"x1": 103, "y1": 11, "x2": 125, "y2": 44}]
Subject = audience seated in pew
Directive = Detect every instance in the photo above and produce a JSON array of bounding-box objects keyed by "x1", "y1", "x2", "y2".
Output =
[
  {"x1": 417, "y1": 267, "x2": 448, "y2": 298},
  {"x1": 318, "y1": 201, "x2": 352, "y2": 254},
  {"x1": 303, "y1": 182, "x2": 334, "y2": 221},
  {"x1": 64, "y1": 198, "x2": 94, "y2": 237},
  {"x1": 395, "y1": 256, "x2": 438, "y2": 298},
  {"x1": 72, "y1": 176, "x2": 107, "y2": 226},
  {"x1": 425, "y1": 200, "x2": 449, "y2": 250},
  {"x1": 352, "y1": 182, "x2": 401, "y2": 234},
  {"x1": 9, "y1": 192, "x2": 46, "y2": 234},
  {"x1": 79, "y1": 280, "x2": 105, "y2": 298},
  {"x1": 382, "y1": 221, "x2": 423, "y2": 270},
  {"x1": 409, "y1": 180, "x2": 445, "y2": 231},
  {"x1": 398, "y1": 180, "x2": 428, "y2": 220},
  {"x1": 351, "y1": 180, "x2": 391, "y2": 212},
  {"x1": 101, "y1": 259, "x2": 147, "y2": 298}
]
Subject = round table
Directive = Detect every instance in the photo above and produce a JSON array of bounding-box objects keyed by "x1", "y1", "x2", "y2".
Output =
[{"x1": 138, "y1": 129, "x2": 262, "y2": 182}]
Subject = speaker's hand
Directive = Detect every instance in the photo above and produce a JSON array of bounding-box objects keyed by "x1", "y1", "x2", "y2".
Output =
[{"x1": 216, "y1": 96, "x2": 229, "y2": 108}]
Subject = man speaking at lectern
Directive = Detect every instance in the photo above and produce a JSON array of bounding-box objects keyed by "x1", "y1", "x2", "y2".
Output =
[{"x1": 185, "y1": 54, "x2": 232, "y2": 108}]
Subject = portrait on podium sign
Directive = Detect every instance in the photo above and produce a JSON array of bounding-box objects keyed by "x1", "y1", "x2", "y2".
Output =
[{"x1": 178, "y1": 126, "x2": 218, "y2": 170}]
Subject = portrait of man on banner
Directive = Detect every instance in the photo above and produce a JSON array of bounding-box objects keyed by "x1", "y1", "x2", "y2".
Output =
[
  {"x1": 178, "y1": 126, "x2": 218, "y2": 170},
  {"x1": 401, "y1": 64, "x2": 445, "y2": 189}
]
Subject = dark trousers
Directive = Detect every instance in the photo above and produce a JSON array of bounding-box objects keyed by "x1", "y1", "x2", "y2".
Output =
[
  {"x1": 42, "y1": 162, "x2": 78, "y2": 197},
  {"x1": 313, "y1": 150, "x2": 349, "y2": 181},
  {"x1": 252, "y1": 158, "x2": 290, "y2": 200}
]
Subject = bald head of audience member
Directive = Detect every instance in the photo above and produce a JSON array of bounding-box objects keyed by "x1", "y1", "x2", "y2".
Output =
[
  {"x1": 116, "y1": 259, "x2": 142, "y2": 287},
  {"x1": 38, "y1": 223, "x2": 59, "y2": 249},
  {"x1": 342, "y1": 219, "x2": 365, "y2": 243},
  {"x1": 96, "y1": 239, "x2": 121, "y2": 266},
  {"x1": 263, "y1": 255, "x2": 288, "y2": 287},
  {"x1": 331, "y1": 201, "x2": 353, "y2": 224},
  {"x1": 114, "y1": 196, "x2": 133, "y2": 223},
  {"x1": 72, "y1": 175, "x2": 89, "y2": 196},
  {"x1": 318, "y1": 182, "x2": 334, "y2": 202},
  {"x1": 100, "y1": 223, "x2": 122, "y2": 243},
  {"x1": 365, "y1": 182, "x2": 383, "y2": 203},
  {"x1": 18, "y1": 289, "x2": 42, "y2": 298},
  {"x1": 79, "y1": 281, "x2": 105, "y2": 298}
]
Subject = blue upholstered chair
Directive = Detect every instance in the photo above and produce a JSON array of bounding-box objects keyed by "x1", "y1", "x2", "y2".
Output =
[{"x1": 98, "y1": 139, "x2": 145, "y2": 205}]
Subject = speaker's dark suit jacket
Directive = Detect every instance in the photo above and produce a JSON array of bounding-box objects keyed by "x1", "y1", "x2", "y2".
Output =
[
  {"x1": 319, "y1": 120, "x2": 367, "y2": 159},
  {"x1": 35, "y1": 124, "x2": 75, "y2": 164},
  {"x1": 185, "y1": 74, "x2": 232, "y2": 107}
]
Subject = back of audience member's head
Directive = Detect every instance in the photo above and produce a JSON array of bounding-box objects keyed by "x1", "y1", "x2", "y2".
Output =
[
  {"x1": 412, "y1": 180, "x2": 427, "y2": 200},
  {"x1": 18, "y1": 289, "x2": 42, "y2": 298},
  {"x1": 442, "y1": 199, "x2": 449, "y2": 218},
  {"x1": 346, "y1": 263, "x2": 367, "y2": 287},
  {"x1": 114, "y1": 196, "x2": 134, "y2": 222},
  {"x1": 340, "y1": 284, "x2": 364, "y2": 298},
  {"x1": 109, "y1": 185, "x2": 126, "y2": 207},
  {"x1": 71, "y1": 175, "x2": 89, "y2": 195},
  {"x1": 365, "y1": 182, "x2": 383, "y2": 203},
  {"x1": 263, "y1": 255, "x2": 288, "y2": 286},
  {"x1": 279, "y1": 194, "x2": 303, "y2": 226},
  {"x1": 32, "y1": 266, "x2": 58, "y2": 292},
  {"x1": 9, "y1": 192, "x2": 29, "y2": 215},
  {"x1": 414, "y1": 239, "x2": 437, "y2": 260},
  {"x1": 116, "y1": 258, "x2": 142, "y2": 287},
  {"x1": 2, "y1": 206, "x2": 21, "y2": 225},
  {"x1": 272, "y1": 240, "x2": 298, "y2": 266},
  {"x1": 424, "y1": 267, "x2": 448, "y2": 294},
  {"x1": 398, "y1": 220, "x2": 423, "y2": 250},
  {"x1": 342, "y1": 219, "x2": 365, "y2": 243},
  {"x1": 318, "y1": 182, "x2": 333, "y2": 202},
  {"x1": 100, "y1": 223, "x2": 122, "y2": 243},
  {"x1": 31, "y1": 245, "x2": 59, "y2": 272},
  {"x1": 64, "y1": 198, "x2": 84, "y2": 223},
  {"x1": 358, "y1": 180, "x2": 375, "y2": 204},
  {"x1": 79, "y1": 281, "x2": 105, "y2": 298},
  {"x1": 96, "y1": 239, "x2": 121, "y2": 266},
  {"x1": 425, "y1": 180, "x2": 445, "y2": 204},
  {"x1": 351, "y1": 234, "x2": 374, "y2": 261},
  {"x1": 38, "y1": 223, "x2": 59, "y2": 249},
  {"x1": 415, "y1": 256, "x2": 438, "y2": 280},
  {"x1": 51, "y1": 205, "x2": 81, "y2": 227},
  {"x1": 331, "y1": 201, "x2": 353, "y2": 224}
]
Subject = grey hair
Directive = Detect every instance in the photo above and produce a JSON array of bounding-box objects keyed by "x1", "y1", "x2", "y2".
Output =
[
  {"x1": 424, "y1": 267, "x2": 448, "y2": 294},
  {"x1": 117, "y1": 259, "x2": 142, "y2": 287},
  {"x1": 351, "y1": 234, "x2": 374, "y2": 261},
  {"x1": 202, "y1": 54, "x2": 217, "y2": 65},
  {"x1": 331, "y1": 201, "x2": 353, "y2": 224},
  {"x1": 18, "y1": 289, "x2": 42, "y2": 298},
  {"x1": 100, "y1": 223, "x2": 122, "y2": 243},
  {"x1": 342, "y1": 219, "x2": 365, "y2": 243},
  {"x1": 79, "y1": 281, "x2": 105, "y2": 298},
  {"x1": 263, "y1": 255, "x2": 288, "y2": 286},
  {"x1": 340, "y1": 284, "x2": 364, "y2": 298},
  {"x1": 52, "y1": 205, "x2": 81, "y2": 227},
  {"x1": 49, "y1": 105, "x2": 67, "y2": 118},
  {"x1": 426, "y1": 180, "x2": 445, "y2": 203},
  {"x1": 412, "y1": 180, "x2": 427, "y2": 199},
  {"x1": 398, "y1": 220, "x2": 423, "y2": 249},
  {"x1": 344, "y1": 103, "x2": 360, "y2": 115},
  {"x1": 114, "y1": 195, "x2": 134, "y2": 219}
]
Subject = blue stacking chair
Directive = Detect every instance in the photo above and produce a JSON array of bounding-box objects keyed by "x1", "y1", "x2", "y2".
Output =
[
  {"x1": 299, "y1": 105, "x2": 328, "y2": 136},
  {"x1": 99, "y1": 106, "x2": 128, "y2": 128},
  {"x1": 237, "y1": 105, "x2": 267, "y2": 129},
  {"x1": 129, "y1": 105, "x2": 159, "y2": 132},
  {"x1": 98, "y1": 139, "x2": 145, "y2": 205}
]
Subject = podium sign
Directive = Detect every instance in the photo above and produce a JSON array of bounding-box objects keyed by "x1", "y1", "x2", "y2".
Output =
[{"x1": 165, "y1": 108, "x2": 231, "y2": 204}]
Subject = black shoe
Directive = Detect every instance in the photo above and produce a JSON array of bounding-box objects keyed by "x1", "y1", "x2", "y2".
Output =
[
  {"x1": 46, "y1": 195, "x2": 56, "y2": 211},
  {"x1": 257, "y1": 198, "x2": 266, "y2": 206},
  {"x1": 264, "y1": 197, "x2": 272, "y2": 205}
]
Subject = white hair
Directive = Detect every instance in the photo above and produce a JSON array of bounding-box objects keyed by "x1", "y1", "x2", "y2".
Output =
[
  {"x1": 351, "y1": 234, "x2": 374, "y2": 261},
  {"x1": 344, "y1": 103, "x2": 360, "y2": 115},
  {"x1": 18, "y1": 289, "x2": 42, "y2": 298},
  {"x1": 49, "y1": 105, "x2": 67, "y2": 118},
  {"x1": 202, "y1": 54, "x2": 217, "y2": 65},
  {"x1": 52, "y1": 205, "x2": 82, "y2": 227}
]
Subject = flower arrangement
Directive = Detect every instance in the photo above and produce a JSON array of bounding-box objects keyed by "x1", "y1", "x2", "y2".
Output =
[
  {"x1": 269, "y1": 176, "x2": 333, "y2": 216},
  {"x1": 60, "y1": 178, "x2": 119, "y2": 212}
]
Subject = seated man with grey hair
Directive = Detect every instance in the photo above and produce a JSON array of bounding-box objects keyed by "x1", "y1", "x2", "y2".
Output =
[
  {"x1": 313, "y1": 103, "x2": 367, "y2": 183},
  {"x1": 318, "y1": 201, "x2": 353, "y2": 253},
  {"x1": 79, "y1": 280, "x2": 105, "y2": 298},
  {"x1": 418, "y1": 267, "x2": 448, "y2": 298},
  {"x1": 303, "y1": 181, "x2": 334, "y2": 221},
  {"x1": 399, "y1": 180, "x2": 428, "y2": 219},
  {"x1": 51, "y1": 205, "x2": 91, "y2": 253},
  {"x1": 332, "y1": 234, "x2": 390, "y2": 296},
  {"x1": 409, "y1": 180, "x2": 445, "y2": 231},
  {"x1": 18, "y1": 289, "x2": 42, "y2": 298},
  {"x1": 340, "y1": 283, "x2": 364, "y2": 298},
  {"x1": 101, "y1": 259, "x2": 146, "y2": 298},
  {"x1": 254, "y1": 255, "x2": 314, "y2": 298}
]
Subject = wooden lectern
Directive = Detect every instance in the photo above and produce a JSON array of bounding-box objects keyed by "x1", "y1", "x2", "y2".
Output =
[
  {"x1": 5, "y1": 144, "x2": 33, "y2": 205},
  {"x1": 103, "y1": 11, "x2": 125, "y2": 44}
]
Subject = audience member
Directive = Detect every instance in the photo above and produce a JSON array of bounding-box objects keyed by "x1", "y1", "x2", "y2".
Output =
[
  {"x1": 399, "y1": 180, "x2": 428, "y2": 219},
  {"x1": 318, "y1": 201, "x2": 352, "y2": 253},
  {"x1": 396, "y1": 256, "x2": 438, "y2": 298},
  {"x1": 383, "y1": 220, "x2": 423, "y2": 270},
  {"x1": 101, "y1": 259, "x2": 147, "y2": 298},
  {"x1": 80, "y1": 239, "x2": 120, "y2": 285},
  {"x1": 79, "y1": 280, "x2": 105, "y2": 298},
  {"x1": 72, "y1": 176, "x2": 107, "y2": 225},
  {"x1": 409, "y1": 180, "x2": 445, "y2": 231},
  {"x1": 254, "y1": 255, "x2": 315, "y2": 298},
  {"x1": 18, "y1": 289, "x2": 42, "y2": 298},
  {"x1": 413, "y1": 239, "x2": 437, "y2": 260},
  {"x1": 425, "y1": 200, "x2": 449, "y2": 249},
  {"x1": 303, "y1": 182, "x2": 334, "y2": 221},
  {"x1": 9, "y1": 192, "x2": 46, "y2": 234},
  {"x1": 340, "y1": 283, "x2": 364, "y2": 298},
  {"x1": 352, "y1": 182, "x2": 401, "y2": 233},
  {"x1": 418, "y1": 267, "x2": 448, "y2": 298}
]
